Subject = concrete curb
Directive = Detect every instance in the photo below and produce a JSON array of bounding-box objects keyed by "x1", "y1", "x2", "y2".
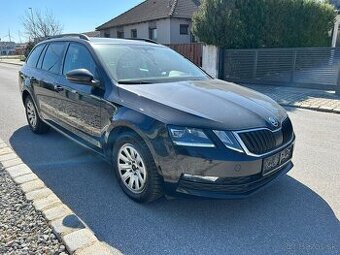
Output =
[
  {"x1": 0, "y1": 139, "x2": 122, "y2": 255},
  {"x1": 279, "y1": 102, "x2": 340, "y2": 114},
  {"x1": 0, "y1": 60, "x2": 24, "y2": 66}
]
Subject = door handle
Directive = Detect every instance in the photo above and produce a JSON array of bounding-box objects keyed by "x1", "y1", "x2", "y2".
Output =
[{"x1": 53, "y1": 84, "x2": 64, "y2": 92}]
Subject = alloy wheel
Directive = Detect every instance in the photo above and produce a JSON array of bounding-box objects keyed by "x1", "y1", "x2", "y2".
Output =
[
  {"x1": 26, "y1": 100, "x2": 37, "y2": 128},
  {"x1": 117, "y1": 143, "x2": 147, "y2": 194}
]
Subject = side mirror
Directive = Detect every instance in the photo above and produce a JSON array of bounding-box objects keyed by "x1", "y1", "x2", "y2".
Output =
[{"x1": 66, "y1": 69, "x2": 100, "y2": 86}]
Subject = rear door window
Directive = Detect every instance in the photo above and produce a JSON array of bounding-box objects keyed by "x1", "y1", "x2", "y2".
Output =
[
  {"x1": 42, "y1": 42, "x2": 66, "y2": 74},
  {"x1": 26, "y1": 44, "x2": 45, "y2": 68},
  {"x1": 37, "y1": 45, "x2": 48, "y2": 69}
]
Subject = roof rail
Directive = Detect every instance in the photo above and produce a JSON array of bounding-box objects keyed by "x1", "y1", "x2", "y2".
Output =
[
  {"x1": 128, "y1": 38, "x2": 158, "y2": 44},
  {"x1": 44, "y1": 33, "x2": 90, "y2": 41}
]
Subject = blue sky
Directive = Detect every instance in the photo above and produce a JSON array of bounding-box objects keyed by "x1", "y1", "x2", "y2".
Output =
[{"x1": 0, "y1": 0, "x2": 144, "y2": 43}]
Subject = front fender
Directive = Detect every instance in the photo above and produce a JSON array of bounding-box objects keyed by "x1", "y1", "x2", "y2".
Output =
[{"x1": 103, "y1": 107, "x2": 173, "y2": 172}]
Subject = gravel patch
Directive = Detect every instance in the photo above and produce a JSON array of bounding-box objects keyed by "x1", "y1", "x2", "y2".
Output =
[{"x1": 0, "y1": 167, "x2": 69, "y2": 255}]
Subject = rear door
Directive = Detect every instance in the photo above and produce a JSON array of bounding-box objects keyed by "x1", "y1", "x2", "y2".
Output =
[
  {"x1": 20, "y1": 44, "x2": 46, "y2": 104},
  {"x1": 34, "y1": 42, "x2": 67, "y2": 125},
  {"x1": 58, "y1": 42, "x2": 104, "y2": 148}
]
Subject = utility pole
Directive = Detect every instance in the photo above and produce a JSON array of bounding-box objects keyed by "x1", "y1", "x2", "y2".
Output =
[
  {"x1": 8, "y1": 29, "x2": 12, "y2": 42},
  {"x1": 28, "y1": 7, "x2": 35, "y2": 41},
  {"x1": 17, "y1": 30, "x2": 22, "y2": 43}
]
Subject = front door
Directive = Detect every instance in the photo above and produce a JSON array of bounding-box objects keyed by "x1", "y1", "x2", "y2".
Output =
[{"x1": 58, "y1": 42, "x2": 104, "y2": 149}]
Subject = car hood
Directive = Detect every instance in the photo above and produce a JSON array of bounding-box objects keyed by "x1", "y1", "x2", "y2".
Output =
[{"x1": 116, "y1": 79, "x2": 288, "y2": 130}]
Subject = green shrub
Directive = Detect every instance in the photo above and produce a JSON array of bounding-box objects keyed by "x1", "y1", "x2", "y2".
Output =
[{"x1": 192, "y1": 0, "x2": 337, "y2": 49}]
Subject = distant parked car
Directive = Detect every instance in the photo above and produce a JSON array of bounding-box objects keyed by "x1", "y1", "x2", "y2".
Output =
[{"x1": 19, "y1": 34, "x2": 295, "y2": 203}]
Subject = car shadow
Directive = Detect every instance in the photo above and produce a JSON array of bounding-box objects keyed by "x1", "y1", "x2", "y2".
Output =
[{"x1": 9, "y1": 126, "x2": 340, "y2": 255}]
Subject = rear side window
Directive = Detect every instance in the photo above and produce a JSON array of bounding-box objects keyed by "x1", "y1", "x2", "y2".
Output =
[
  {"x1": 37, "y1": 45, "x2": 48, "y2": 69},
  {"x1": 26, "y1": 44, "x2": 45, "y2": 68},
  {"x1": 63, "y1": 43, "x2": 97, "y2": 77},
  {"x1": 42, "y1": 42, "x2": 66, "y2": 74}
]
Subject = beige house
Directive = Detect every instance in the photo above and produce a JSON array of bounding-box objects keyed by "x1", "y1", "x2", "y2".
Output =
[{"x1": 96, "y1": 0, "x2": 200, "y2": 44}]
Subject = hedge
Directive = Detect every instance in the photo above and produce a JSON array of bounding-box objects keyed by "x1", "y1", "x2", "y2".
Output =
[{"x1": 192, "y1": 0, "x2": 337, "y2": 49}]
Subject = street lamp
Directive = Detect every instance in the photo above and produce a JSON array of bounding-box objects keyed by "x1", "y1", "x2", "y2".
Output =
[{"x1": 28, "y1": 7, "x2": 33, "y2": 20}]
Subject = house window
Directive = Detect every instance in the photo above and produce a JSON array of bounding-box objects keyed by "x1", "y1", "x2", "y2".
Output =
[
  {"x1": 104, "y1": 32, "x2": 110, "y2": 38},
  {"x1": 149, "y1": 27, "x2": 157, "y2": 41},
  {"x1": 131, "y1": 29, "x2": 137, "y2": 38},
  {"x1": 117, "y1": 31, "x2": 124, "y2": 38},
  {"x1": 180, "y1": 24, "x2": 189, "y2": 35}
]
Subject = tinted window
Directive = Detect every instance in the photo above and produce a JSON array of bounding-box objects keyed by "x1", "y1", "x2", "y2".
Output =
[
  {"x1": 37, "y1": 45, "x2": 48, "y2": 69},
  {"x1": 26, "y1": 44, "x2": 44, "y2": 68},
  {"x1": 42, "y1": 42, "x2": 66, "y2": 74},
  {"x1": 63, "y1": 43, "x2": 97, "y2": 77}
]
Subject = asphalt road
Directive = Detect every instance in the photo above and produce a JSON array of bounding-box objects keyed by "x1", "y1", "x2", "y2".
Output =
[{"x1": 0, "y1": 63, "x2": 339, "y2": 255}]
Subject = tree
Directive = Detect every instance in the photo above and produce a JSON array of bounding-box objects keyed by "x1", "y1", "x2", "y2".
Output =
[
  {"x1": 22, "y1": 9, "x2": 63, "y2": 42},
  {"x1": 192, "y1": 0, "x2": 337, "y2": 49}
]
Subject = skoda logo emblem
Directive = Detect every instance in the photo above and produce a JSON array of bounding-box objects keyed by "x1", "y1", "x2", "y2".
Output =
[{"x1": 268, "y1": 117, "x2": 279, "y2": 128}]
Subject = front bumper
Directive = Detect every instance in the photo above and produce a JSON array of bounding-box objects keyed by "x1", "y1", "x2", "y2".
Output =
[
  {"x1": 157, "y1": 134, "x2": 295, "y2": 198},
  {"x1": 164, "y1": 161, "x2": 293, "y2": 199},
  {"x1": 152, "y1": 126, "x2": 295, "y2": 199}
]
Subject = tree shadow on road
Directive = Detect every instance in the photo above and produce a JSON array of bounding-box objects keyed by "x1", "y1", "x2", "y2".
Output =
[{"x1": 9, "y1": 126, "x2": 340, "y2": 255}]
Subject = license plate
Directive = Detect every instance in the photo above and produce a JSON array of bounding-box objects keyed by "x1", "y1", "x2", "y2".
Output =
[{"x1": 263, "y1": 145, "x2": 293, "y2": 175}]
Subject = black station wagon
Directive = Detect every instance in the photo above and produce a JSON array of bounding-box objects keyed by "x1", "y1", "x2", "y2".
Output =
[{"x1": 19, "y1": 34, "x2": 295, "y2": 202}]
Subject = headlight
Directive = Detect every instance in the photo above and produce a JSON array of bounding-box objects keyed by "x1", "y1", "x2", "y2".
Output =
[
  {"x1": 213, "y1": 130, "x2": 244, "y2": 153},
  {"x1": 168, "y1": 127, "x2": 215, "y2": 147}
]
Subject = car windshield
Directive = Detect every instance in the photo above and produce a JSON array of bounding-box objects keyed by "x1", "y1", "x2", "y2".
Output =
[{"x1": 94, "y1": 44, "x2": 209, "y2": 84}]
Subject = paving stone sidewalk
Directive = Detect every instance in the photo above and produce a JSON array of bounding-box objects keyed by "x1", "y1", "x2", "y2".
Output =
[{"x1": 245, "y1": 84, "x2": 340, "y2": 113}]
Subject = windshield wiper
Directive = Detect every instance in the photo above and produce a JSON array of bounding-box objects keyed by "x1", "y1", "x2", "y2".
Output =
[{"x1": 118, "y1": 80, "x2": 152, "y2": 84}]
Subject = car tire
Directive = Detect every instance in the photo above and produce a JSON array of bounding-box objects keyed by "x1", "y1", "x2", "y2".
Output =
[
  {"x1": 24, "y1": 96, "x2": 49, "y2": 134},
  {"x1": 112, "y1": 132, "x2": 163, "y2": 203}
]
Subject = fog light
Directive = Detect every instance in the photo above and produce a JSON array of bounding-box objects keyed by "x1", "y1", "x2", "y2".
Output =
[{"x1": 183, "y1": 174, "x2": 219, "y2": 182}]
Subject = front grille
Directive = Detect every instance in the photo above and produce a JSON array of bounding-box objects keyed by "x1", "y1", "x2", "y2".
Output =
[
  {"x1": 282, "y1": 117, "x2": 293, "y2": 144},
  {"x1": 237, "y1": 117, "x2": 293, "y2": 155}
]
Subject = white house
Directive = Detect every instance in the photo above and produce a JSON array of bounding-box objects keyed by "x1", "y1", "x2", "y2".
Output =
[
  {"x1": 0, "y1": 41, "x2": 16, "y2": 55},
  {"x1": 96, "y1": 0, "x2": 200, "y2": 44}
]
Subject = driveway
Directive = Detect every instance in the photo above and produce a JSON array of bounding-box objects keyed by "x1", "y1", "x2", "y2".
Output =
[{"x1": 0, "y1": 63, "x2": 339, "y2": 255}]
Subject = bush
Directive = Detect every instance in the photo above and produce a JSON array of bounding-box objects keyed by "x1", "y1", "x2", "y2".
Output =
[{"x1": 192, "y1": 0, "x2": 337, "y2": 49}]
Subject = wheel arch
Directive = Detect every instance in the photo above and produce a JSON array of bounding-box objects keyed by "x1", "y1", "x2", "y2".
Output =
[
  {"x1": 22, "y1": 89, "x2": 43, "y2": 120},
  {"x1": 105, "y1": 123, "x2": 155, "y2": 161},
  {"x1": 22, "y1": 89, "x2": 31, "y2": 104},
  {"x1": 102, "y1": 110, "x2": 168, "y2": 178}
]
